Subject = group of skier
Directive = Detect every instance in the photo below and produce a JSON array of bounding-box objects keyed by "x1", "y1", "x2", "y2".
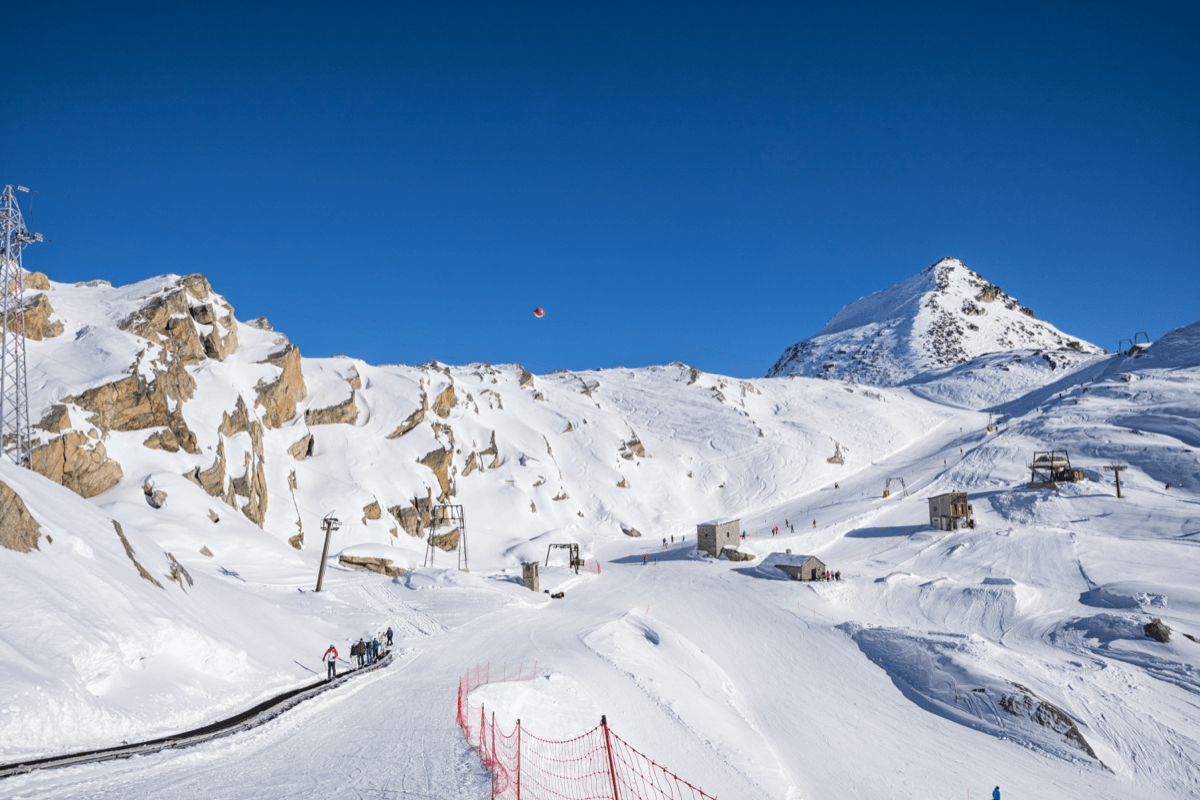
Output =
[{"x1": 322, "y1": 626, "x2": 395, "y2": 680}]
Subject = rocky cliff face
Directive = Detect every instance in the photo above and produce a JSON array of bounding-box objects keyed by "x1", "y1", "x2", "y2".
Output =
[{"x1": 767, "y1": 258, "x2": 1104, "y2": 386}]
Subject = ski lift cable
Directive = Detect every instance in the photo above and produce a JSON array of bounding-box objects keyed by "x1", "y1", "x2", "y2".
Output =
[{"x1": 35, "y1": 192, "x2": 770, "y2": 367}]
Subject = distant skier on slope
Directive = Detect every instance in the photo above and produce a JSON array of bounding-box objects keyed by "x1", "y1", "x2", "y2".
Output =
[{"x1": 323, "y1": 645, "x2": 338, "y2": 680}]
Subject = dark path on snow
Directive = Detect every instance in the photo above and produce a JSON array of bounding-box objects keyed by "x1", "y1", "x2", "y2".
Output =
[{"x1": 0, "y1": 650, "x2": 395, "y2": 779}]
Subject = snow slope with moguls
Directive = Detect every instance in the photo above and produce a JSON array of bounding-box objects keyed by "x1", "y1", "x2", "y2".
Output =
[
  {"x1": 767, "y1": 257, "x2": 1106, "y2": 390},
  {"x1": 2, "y1": 265, "x2": 1199, "y2": 800}
]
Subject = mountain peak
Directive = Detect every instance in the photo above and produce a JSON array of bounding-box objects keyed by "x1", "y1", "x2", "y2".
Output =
[{"x1": 768, "y1": 257, "x2": 1103, "y2": 385}]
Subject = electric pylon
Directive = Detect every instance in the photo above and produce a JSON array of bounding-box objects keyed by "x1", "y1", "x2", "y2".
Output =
[{"x1": 1, "y1": 185, "x2": 45, "y2": 468}]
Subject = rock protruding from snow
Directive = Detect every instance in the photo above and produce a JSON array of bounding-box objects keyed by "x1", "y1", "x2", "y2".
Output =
[
  {"x1": 767, "y1": 258, "x2": 1103, "y2": 386},
  {"x1": 255, "y1": 344, "x2": 307, "y2": 428},
  {"x1": 30, "y1": 432, "x2": 124, "y2": 498},
  {"x1": 0, "y1": 479, "x2": 44, "y2": 552},
  {"x1": 21, "y1": 293, "x2": 64, "y2": 341}
]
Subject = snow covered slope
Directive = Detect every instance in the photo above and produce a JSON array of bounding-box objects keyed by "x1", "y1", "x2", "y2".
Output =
[
  {"x1": 767, "y1": 257, "x2": 1105, "y2": 386},
  {"x1": 3, "y1": 267, "x2": 1200, "y2": 800}
]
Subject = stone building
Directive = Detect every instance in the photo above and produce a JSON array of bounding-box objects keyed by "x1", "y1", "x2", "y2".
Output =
[
  {"x1": 696, "y1": 519, "x2": 740, "y2": 557},
  {"x1": 928, "y1": 492, "x2": 972, "y2": 530},
  {"x1": 765, "y1": 552, "x2": 827, "y2": 581}
]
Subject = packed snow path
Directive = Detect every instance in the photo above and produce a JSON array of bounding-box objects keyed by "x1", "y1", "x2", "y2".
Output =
[{"x1": 0, "y1": 650, "x2": 394, "y2": 780}]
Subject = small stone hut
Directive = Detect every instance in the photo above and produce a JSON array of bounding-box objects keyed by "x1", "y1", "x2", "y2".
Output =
[
  {"x1": 928, "y1": 492, "x2": 972, "y2": 530},
  {"x1": 766, "y1": 552, "x2": 827, "y2": 582},
  {"x1": 696, "y1": 519, "x2": 740, "y2": 557}
]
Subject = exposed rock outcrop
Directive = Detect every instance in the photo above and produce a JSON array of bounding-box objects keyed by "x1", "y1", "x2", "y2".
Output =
[
  {"x1": 184, "y1": 439, "x2": 227, "y2": 497},
  {"x1": 721, "y1": 547, "x2": 755, "y2": 562},
  {"x1": 998, "y1": 683, "x2": 1101, "y2": 763},
  {"x1": 305, "y1": 392, "x2": 359, "y2": 426},
  {"x1": 31, "y1": 432, "x2": 123, "y2": 498},
  {"x1": 387, "y1": 394, "x2": 426, "y2": 439},
  {"x1": 0, "y1": 479, "x2": 43, "y2": 552},
  {"x1": 22, "y1": 272, "x2": 51, "y2": 291},
  {"x1": 1144, "y1": 617, "x2": 1172, "y2": 643},
  {"x1": 112, "y1": 521, "x2": 163, "y2": 589},
  {"x1": 200, "y1": 545, "x2": 214, "y2": 557},
  {"x1": 143, "y1": 481, "x2": 167, "y2": 509},
  {"x1": 255, "y1": 344, "x2": 307, "y2": 428},
  {"x1": 621, "y1": 524, "x2": 641, "y2": 538},
  {"x1": 479, "y1": 431, "x2": 500, "y2": 469},
  {"x1": 419, "y1": 447, "x2": 454, "y2": 502},
  {"x1": 338, "y1": 554, "x2": 407, "y2": 577},
  {"x1": 230, "y1": 450, "x2": 268, "y2": 526},
  {"x1": 67, "y1": 350, "x2": 199, "y2": 454},
  {"x1": 389, "y1": 493, "x2": 433, "y2": 537},
  {"x1": 165, "y1": 552, "x2": 193, "y2": 590},
  {"x1": 34, "y1": 405, "x2": 71, "y2": 434},
  {"x1": 21, "y1": 293, "x2": 64, "y2": 340},
  {"x1": 362, "y1": 500, "x2": 382, "y2": 524},
  {"x1": 219, "y1": 396, "x2": 254, "y2": 438},
  {"x1": 288, "y1": 433, "x2": 314, "y2": 460},
  {"x1": 620, "y1": 439, "x2": 646, "y2": 460},
  {"x1": 201, "y1": 317, "x2": 239, "y2": 362},
  {"x1": 288, "y1": 533, "x2": 304, "y2": 550},
  {"x1": 431, "y1": 528, "x2": 461, "y2": 551},
  {"x1": 431, "y1": 385, "x2": 456, "y2": 418}
]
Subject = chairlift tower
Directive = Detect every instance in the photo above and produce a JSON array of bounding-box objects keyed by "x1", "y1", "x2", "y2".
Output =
[
  {"x1": 1, "y1": 186, "x2": 45, "y2": 468},
  {"x1": 424, "y1": 504, "x2": 468, "y2": 572}
]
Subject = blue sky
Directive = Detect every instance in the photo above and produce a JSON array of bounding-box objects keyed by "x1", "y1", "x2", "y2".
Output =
[{"x1": 6, "y1": 2, "x2": 1197, "y2": 377}]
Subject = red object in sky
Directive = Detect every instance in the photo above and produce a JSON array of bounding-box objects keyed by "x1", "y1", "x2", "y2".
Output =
[{"x1": 533, "y1": 307, "x2": 545, "y2": 318}]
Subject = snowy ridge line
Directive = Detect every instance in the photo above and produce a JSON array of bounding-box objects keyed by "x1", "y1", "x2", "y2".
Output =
[
  {"x1": 0, "y1": 649, "x2": 396, "y2": 780},
  {"x1": 457, "y1": 663, "x2": 717, "y2": 800}
]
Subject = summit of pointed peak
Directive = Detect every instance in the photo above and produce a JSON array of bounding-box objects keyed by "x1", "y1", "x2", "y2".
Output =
[{"x1": 768, "y1": 257, "x2": 1103, "y2": 386}]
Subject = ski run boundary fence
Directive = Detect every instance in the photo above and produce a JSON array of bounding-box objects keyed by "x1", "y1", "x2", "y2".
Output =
[{"x1": 457, "y1": 663, "x2": 718, "y2": 800}]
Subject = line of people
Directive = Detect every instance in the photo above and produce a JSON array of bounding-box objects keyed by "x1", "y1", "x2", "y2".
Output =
[{"x1": 322, "y1": 626, "x2": 395, "y2": 680}]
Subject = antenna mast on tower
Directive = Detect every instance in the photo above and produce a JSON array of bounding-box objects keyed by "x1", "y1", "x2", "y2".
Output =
[{"x1": 1, "y1": 185, "x2": 45, "y2": 467}]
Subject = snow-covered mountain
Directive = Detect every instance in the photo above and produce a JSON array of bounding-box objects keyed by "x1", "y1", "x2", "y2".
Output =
[
  {"x1": 767, "y1": 257, "x2": 1105, "y2": 386},
  {"x1": 4, "y1": 265, "x2": 1200, "y2": 800}
]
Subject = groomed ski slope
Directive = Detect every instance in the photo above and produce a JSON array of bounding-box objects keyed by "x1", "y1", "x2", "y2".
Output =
[{"x1": 5, "y1": 324, "x2": 1200, "y2": 800}]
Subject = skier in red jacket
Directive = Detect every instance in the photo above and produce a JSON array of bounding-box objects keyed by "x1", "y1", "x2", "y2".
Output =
[{"x1": 323, "y1": 645, "x2": 338, "y2": 680}]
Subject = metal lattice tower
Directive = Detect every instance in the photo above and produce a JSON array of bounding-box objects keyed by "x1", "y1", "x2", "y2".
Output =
[{"x1": 0, "y1": 186, "x2": 44, "y2": 468}]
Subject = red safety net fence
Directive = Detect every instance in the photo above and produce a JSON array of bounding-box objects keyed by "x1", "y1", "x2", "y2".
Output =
[{"x1": 457, "y1": 663, "x2": 717, "y2": 800}]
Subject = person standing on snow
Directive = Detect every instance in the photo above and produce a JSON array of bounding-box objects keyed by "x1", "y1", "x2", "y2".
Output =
[
  {"x1": 992, "y1": 787, "x2": 1000, "y2": 800},
  {"x1": 373, "y1": 637, "x2": 381, "y2": 662},
  {"x1": 386, "y1": 627, "x2": 393, "y2": 647},
  {"x1": 323, "y1": 645, "x2": 338, "y2": 680}
]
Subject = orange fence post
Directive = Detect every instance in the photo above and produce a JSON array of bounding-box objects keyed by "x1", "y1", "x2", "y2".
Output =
[{"x1": 601, "y1": 715, "x2": 622, "y2": 800}]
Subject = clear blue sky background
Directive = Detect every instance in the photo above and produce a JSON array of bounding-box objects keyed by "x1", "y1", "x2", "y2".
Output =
[{"x1": 5, "y1": 2, "x2": 1197, "y2": 378}]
